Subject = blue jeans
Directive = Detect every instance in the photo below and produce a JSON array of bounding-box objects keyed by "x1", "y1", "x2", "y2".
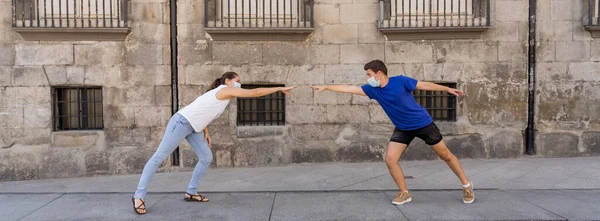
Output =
[{"x1": 134, "y1": 113, "x2": 213, "y2": 199}]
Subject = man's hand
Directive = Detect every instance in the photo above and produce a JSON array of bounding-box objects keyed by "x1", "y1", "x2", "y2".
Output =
[
  {"x1": 447, "y1": 88, "x2": 464, "y2": 97},
  {"x1": 309, "y1": 85, "x2": 327, "y2": 93},
  {"x1": 279, "y1": 86, "x2": 296, "y2": 95},
  {"x1": 204, "y1": 134, "x2": 212, "y2": 148}
]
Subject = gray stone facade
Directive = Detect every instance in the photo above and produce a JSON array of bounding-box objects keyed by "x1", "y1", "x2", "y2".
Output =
[{"x1": 0, "y1": 0, "x2": 598, "y2": 181}]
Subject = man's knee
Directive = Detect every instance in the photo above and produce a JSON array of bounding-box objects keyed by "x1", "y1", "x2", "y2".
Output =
[
  {"x1": 385, "y1": 154, "x2": 400, "y2": 166},
  {"x1": 438, "y1": 152, "x2": 455, "y2": 162}
]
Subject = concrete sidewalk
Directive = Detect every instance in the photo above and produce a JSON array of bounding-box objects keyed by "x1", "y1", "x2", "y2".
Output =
[{"x1": 1, "y1": 156, "x2": 600, "y2": 220}]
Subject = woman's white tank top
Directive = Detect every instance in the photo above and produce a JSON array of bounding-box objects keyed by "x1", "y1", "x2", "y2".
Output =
[{"x1": 178, "y1": 85, "x2": 230, "y2": 132}]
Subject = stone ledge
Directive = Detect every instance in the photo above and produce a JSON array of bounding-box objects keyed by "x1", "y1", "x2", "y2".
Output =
[
  {"x1": 51, "y1": 131, "x2": 104, "y2": 148},
  {"x1": 12, "y1": 28, "x2": 130, "y2": 41},
  {"x1": 584, "y1": 26, "x2": 600, "y2": 38},
  {"x1": 236, "y1": 126, "x2": 287, "y2": 138},
  {"x1": 205, "y1": 28, "x2": 314, "y2": 41},
  {"x1": 379, "y1": 26, "x2": 489, "y2": 41}
]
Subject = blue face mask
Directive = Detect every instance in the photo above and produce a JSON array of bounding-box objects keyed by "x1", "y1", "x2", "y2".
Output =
[
  {"x1": 367, "y1": 77, "x2": 380, "y2": 87},
  {"x1": 234, "y1": 82, "x2": 242, "y2": 88}
]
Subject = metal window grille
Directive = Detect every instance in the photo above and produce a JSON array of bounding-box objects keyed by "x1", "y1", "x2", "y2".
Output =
[
  {"x1": 53, "y1": 87, "x2": 104, "y2": 131},
  {"x1": 588, "y1": 0, "x2": 600, "y2": 26},
  {"x1": 237, "y1": 84, "x2": 285, "y2": 126},
  {"x1": 204, "y1": 0, "x2": 314, "y2": 28},
  {"x1": 380, "y1": 0, "x2": 490, "y2": 28},
  {"x1": 413, "y1": 83, "x2": 457, "y2": 122},
  {"x1": 12, "y1": 0, "x2": 129, "y2": 28}
]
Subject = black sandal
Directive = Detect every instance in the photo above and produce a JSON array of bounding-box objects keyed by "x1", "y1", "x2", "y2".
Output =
[
  {"x1": 184, "y1": 193, "x2": 209, "y2": 202},
  {"x1": 131, "y1": 197, "x2": 146, "y2": 215}
]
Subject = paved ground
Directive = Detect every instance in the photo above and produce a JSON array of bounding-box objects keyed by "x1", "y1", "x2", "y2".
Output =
[{"x1": 2, "y1": 156, "x2": 600, "y2": 220}]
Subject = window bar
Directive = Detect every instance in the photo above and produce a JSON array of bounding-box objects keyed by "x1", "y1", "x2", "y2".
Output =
[
  {"x1": 296, "y1": 0, "x2": 299, "y2": 27},
  {"x1": 276, "y1": 0, "x2": 279, "y2": 27},
  {"x1": 472, "y1": 0, "x2": 475, "y2": 26},
  {"x1": 415, "y1": 0, "x2": 418, "y2": 27},
  {"x1": 458, "y1": 0, "x2": 460, "y2": 26},
  {"x1": 400, "y1": 0, "x2": 403, "y2": 28},
  {"x1": 302, "y1": 0, "x2": 305, "y2": 27},
  {"x1": 597, "y1": 0, "x2": 600, "y2": 25},
  {"x1": 444, "y1": 0, "x2": 446, "y2": 26},
  {"x1": 110, "y1": 0, "x2": 113, "y2": 27},
  {"x1": 290, "y1": 0, "x2": 292, "y2": 26},
  {"x1": 256, "y1": 0, "x2": 258, "y2": 27},
  {"x1": 29, "y1": 0, "x2": 33, "y2": 27},
  {"x1": 422, "y1": 0, "x2": 425, "y2": 27},
  {"x1": 270, "y1": 0, "x2": 272, "y2": 27},
  {"x1": 242, "y1": 0, "x2": 244, "y2": 27},
  {"x1": 117, "y1": 0, "x2": 120, "y2": 27},
  {"x1": 485, "y1": 0, "x2": 489, "y2": 26},
  {"x1": 77, "y1": 89, "x2": 81, "y2": 129},
  {"x1": 436, "y1": 0, "x2": 439, "y2": 27},
  {"x1": 87, "y1": 0, "x2": 91, "y2": 27},
  {"x1": 429, "y1": 0, "x2": 432, "y2": 27},
  {"x1": 59, "y1": 0, "x2": 62, "y2": 27},
  {"x1": 479, "y1": 0, "x2": 482, "y2": 26},
  {"x1": 310, "y1": 0, "x2": 313, "y2": 27},
  {"x1": 36, "y1": 0, "x2": 40, "y2": 27},
  {"x1": 247, "y1": 0, "x2": 250, "y2": 27},
  {"x1": 235, "y1": 0, "x2": 237, "y2": 27},
  {"x1": 282, "y1": 0, "x2": 285, "y2": 25},
  {"x1": 281, "y1": 93, "x2": 285, "y2": 125},
  {"x1": 95, "y1": 0, "x2": 98, "y2": 27},
  {"x1": 228, "y1": 0, "x2": 231, "y2": 27},
  {"x1": 395, "y1": 0, "x2": 398, "y2": 28},
  {"x1": 22, "y1": 0, "x2": 26, "y2": 26},
  {"x1": 91, "y1": 90, "x2": 96, "y2": 128},
  {"x1": 66, "y1": 0, "x2": 69, "y2": 27},
  {"x1": 408, "y1": 0, "x2": 411, "y2": 27},
  {"x1": 11, "y1": 0, "x2": 15, "y2": 27},
  {"x1": 450, "y1": 0, "x2": 453, "y2": 26},
  {"x1": 221, "y1": 0, "x2": 224, "y2": 27},
  {"x1": 262, "y1": 0, "x2": 265, "y2": 27},
  {"x1": 464, "y1": 0, "x2": 467, "y2": 26},
  {"x1": 216, "y1": 0, "x2": 219, "y2": 27}
]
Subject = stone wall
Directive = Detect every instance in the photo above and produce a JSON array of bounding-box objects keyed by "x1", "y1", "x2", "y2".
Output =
[{"x1": 0, "y1": 0, "x2": 598, "y2": 181}]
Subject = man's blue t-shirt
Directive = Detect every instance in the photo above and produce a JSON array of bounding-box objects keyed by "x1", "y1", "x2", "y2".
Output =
[{"x1": 361, "y1": 76, "x2": 432, "y2": 131}]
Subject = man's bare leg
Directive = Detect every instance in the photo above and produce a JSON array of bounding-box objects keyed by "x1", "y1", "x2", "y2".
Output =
[
  {"x1": 385, "y1": 142, "x2": 409, "y2": 191},
  {"x1": 431, "y1": 140, "x2": 469, "y2": 185}
]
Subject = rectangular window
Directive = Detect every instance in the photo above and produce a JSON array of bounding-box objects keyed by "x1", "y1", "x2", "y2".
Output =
[
  {"x1": 12, "y1": 0, "x2": 128, "y2": 28},
  {"x1": 206, "y1": 0, "x2": 313, "y2": 28},
  {"x1": 381, "y1": 0, "x2": 490, "y2": 28},
  {"x1": 237, "y1": 84, "x2": 285, "y2": 126},
  {"x1": 413, "y1": 83, "x2": 457, "y2": 122},
  {"x1": 53, "y1": 87, "x2": 103, "y2": 131}
]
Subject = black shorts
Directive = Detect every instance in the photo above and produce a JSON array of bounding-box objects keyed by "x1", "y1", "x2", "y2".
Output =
[{"x1": 390, "y1": 122, "x2": 443, "y2": 146}]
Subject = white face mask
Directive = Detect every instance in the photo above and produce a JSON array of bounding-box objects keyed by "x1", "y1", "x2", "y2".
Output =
[
  {"x1": 233, "y1": 82, "x2": 242, "y2": 88},
  {"x1": 367, "y1": 76, "x2": 380, "y2": 87}
]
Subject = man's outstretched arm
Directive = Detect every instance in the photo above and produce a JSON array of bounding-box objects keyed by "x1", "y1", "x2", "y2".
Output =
[
  {"x1": 309, "y1": 85, "x2": 367, "y2": 96},
  {"x1": 415, "y1": 81, "x2": 464, "y2": 97}
]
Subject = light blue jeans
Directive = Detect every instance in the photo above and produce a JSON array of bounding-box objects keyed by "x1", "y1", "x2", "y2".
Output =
[{"x1": 134, "y1": 113, "x2": 213, "y2": 199}]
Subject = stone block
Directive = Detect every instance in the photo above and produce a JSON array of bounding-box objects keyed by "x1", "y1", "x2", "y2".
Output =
[
  {"x1": 121, "y1": 65, "x2": 171, "y2": 86},
  {"x1": 538, "y1": 41, "x2": 556, "y2": 62},
  {"x1": 309, "y1": 45, "x2": 340, "y2": 65},
  {"x1": 234, "y1": 65, "x2": 289, "y2": 84},
  {"x1": 481, "y1": 22, "x2": 520, "y2": 42},
  {"x1": 322, "y1": 24, "x2": 358, "y2": 44},
  {"x1": 125, "y1": 44, "x2": 164, "y2": 65},
  {"x1": 213, "y1": 43, "x2": 262, "y2": 66},
  {"x1": 104, "y1": 106, "x2": 136, "y2": 128},
  {"x1": 401, "y1": 139, "x2": 438, "y2": 160},
  {"x1": 423, "y1": 63, "x2": 463, "y2": 82},
  {"x1": 359, "y1": 23, "x2": 385, "y2": 43},
  {"x1": 66, "y1": 66, "x2": 85, "y2": 84},
  {"x1": 155, "y1": 86, "x2": 172, "y2": 106},
  {"x1": 286, "y1": 105, "x2": 327, "y2": 124},
  {"x1": 432, "y1": 42, "x2": 472, "y2": 63},
  {"x1": 5, "y1": 86, "x2": 51, "y2": 108},
  {"x1": 44, "y1": 66, "x2": 67, "y2": 86},
  {"x1": 291, "y1": 148, "x2": 333, "y2": 163},
  {"x1": 592, "y1": 41, "x2": 600, "y2": 62},
  {"x1": 287, "y1": 86, "x2": 314, "y2": 104},
  {"x1": 177, "y1": 0, "x2": 203, "y2": 24},
  {"x1": 108, "y1": 148, "x2": 154, "y2": 174},
  {"x1": 24, "y1": 107, "x2": 51, "y2": 128},
  {"x1": 340, "y1": 44, "x2": 385, "y2": 64},
  {"x1": 582, "y1": 131, "x2": 600, "y2": 155},
  {"x1": 13, "y1": 67, "x2": 48, "y2": 86},
  {"x1": 0, "y1": 151, "x2": 38, "y2": 181},
  {"x1": 105, "y1": 86, "x2": 155, "y2": 106},
  {"x1": 326, "y1": 105, "x2": 369, "y2": 123},
  {"x1": 134, "y1": 106, "x2": 171, "y2": 127},
  {"x1": 568, "y1": 63, "x2": 600, "y2": 82},
  {"x1": 178, "y1": 85, "x2": 205, "y2": 106},
  {"x1": 263, "y1": 43, "x2": 310, "y2": 65},
  {"x1": 486, "y1": 131, "x2": 523, "y2": 158},
  {"x1": 180, "y1": 148, "x2": 199, "y2": 169},
  {"x1": 183, "y1": 65, "x2": 228, "y2": 86},
  {"x1": 105, "y1": 127, "x2": 152, "y2": 147},
  {"x1": 237, "y1": 126, "x2": 286, "y2": 138},
  {"x1": 21, "y1": 128, "x2": 51, "y2": 145},
  {"x1": 129, "y1": 23, "x2": 170, "y2": 44},
  {"x1": 351, "y1": 94, "x2": 377, "y2": 105},
  {"x1": 52, "y1": 131, "x2": 103, "y2": 148},
  {"x1": 85, "y1": 151, "x2": 109, "y2": 175},
  {"x1": 178, "y1": 24, "x2": 206, "y2": 42},
  {"x1": 536, "y1": 0, "x2": 551, "y2": 21},
  {"x1": 0, "y1": 108, "x2": 24, "y2": 127},
  {"x1": 495, "y1": 0, "x2": 528, "y2": 22},
  {"x1": 130, "y1": 2, "x2": 166, "y2": 24},
  {"x1": 537, "y1": 62, "x2": 568, "y2": 82},
  {"x1": 536, "y1": 132, "x2": 580, "y2": 157},
  {"x1": 15, "y1": 44, "x2": 73, "y2": 65},
  {"x1": 83, "y1": 66, "x2": 109, "y2": 86},
  {"x1": 465, "y1": 83, "x2": 527, "y2": 125},
  {"x1": 550, "y1": 0, "x2": 572, "y2": 21},
  {"x1": 0, "y1": 44, "x2": 15, "y2": 65},
  {"x1": 369, "y1": 105, "x2": 389, "y2": 123},
  {"x1": 314, "y1": 90, "x2": 352, "y2": 104},
  {"x1": 74, "y1": 43, "x2": 124, "y2": 66},
  {"x1": 387, "y1": 42, "x2": 434, "y2": 63},
  {"x1": 40, "y1": 149, "x2": 86, "y2": 179},
  {"x1": 340, "y1": 3, "x2": 378, "y2": 24},
  {"x1": 538, "y1": 21, "x2": 572, "y2": 41},
  {"x1": 324, "y1": 64, "x2": 365, "y2": 84},
  {"x1": 499, "y1": 42, "x2": 527, "y2": 62},
  {"x1": 556, "y1": 41, "x2": 591, "y2": 62},
  {"x1": 150, "y1": 127, "x2": 167, "y2": 145},
  {"x1": 232, "y1": 139, "x2": 285, "y2": 166},
  {"x1": 216, "y1": 149, "x2": 232, "y2": 167},
  {"x1": 0, "y1": 66, "x2": 11, "y2": 86},
  {"x1": 573, "y1": 21, "x2": 593, "y2": 41},
  {"x1": 290, "y1": 124, "x2": 344, "y2": 140},
  {"x1": 337, "y1": 141, "x2": 386, "y2": 162},
  {"x1": 287, "y1": 65, "x2": 325, "y2": 85},
  {"x1": 444, "y1": 134, "x2": 486, "y2": 159},
  {"x1": 397, "y1": 63, "x2": 424, "y2": 79},
  {"x1": 178, "y1": 40, "x2": 212, "y2": 65},
  {"x1": 314, "y1": 3, "x2": 340, "y2": 24}
]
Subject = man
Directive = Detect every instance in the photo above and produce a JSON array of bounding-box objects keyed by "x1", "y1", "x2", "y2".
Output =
[{"x1": 310, "y1": 60, "x2": 474, "y2": 205}]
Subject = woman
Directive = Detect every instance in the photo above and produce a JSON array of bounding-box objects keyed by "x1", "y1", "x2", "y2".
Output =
[{"x1": 132, "y1": 72, "x2": 295, "y2": 214}]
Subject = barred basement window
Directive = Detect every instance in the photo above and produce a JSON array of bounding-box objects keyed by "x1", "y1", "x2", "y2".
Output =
[
  {"x1": 53, "y1": 87, "x2": 103, "y2": 131},
  {"x1": 237, "y1": 84, "x2": 285, "y2": 126},
  {"x1": 413, "y1": 83, "x2": 457, "y2": 122}
]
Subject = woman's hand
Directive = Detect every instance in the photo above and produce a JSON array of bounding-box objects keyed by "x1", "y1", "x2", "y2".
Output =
[{"x1": 204, "y1": 134, "x2": 212, "y2": 148}]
